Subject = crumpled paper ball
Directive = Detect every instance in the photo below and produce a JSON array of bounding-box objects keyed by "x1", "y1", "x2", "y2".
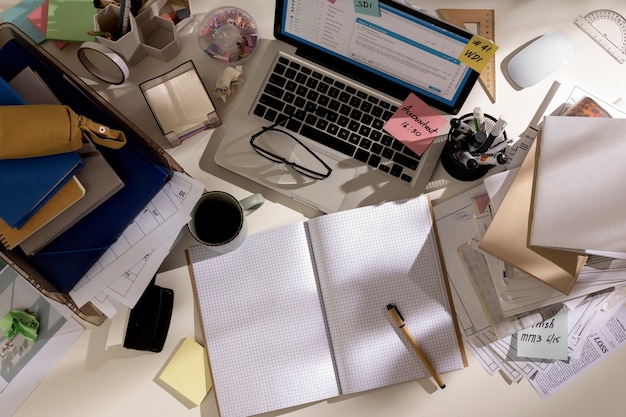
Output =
[{"x1": 215, "y1": 66, "x2": 245, "y2": 102}]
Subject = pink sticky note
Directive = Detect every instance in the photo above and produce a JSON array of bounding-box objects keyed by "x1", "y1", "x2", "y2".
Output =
[{"x1": 383, "y1": 93, "x2": 447, "y2": 156}]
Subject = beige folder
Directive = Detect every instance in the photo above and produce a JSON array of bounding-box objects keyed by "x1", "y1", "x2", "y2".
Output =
[{"x1": 479, "y1": 138, "x2": 586, "y2": 295}]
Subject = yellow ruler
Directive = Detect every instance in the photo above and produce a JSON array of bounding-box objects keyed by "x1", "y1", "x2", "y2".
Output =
[{"x1": 437, "y1": 9, "x2": 497, "y2": 103}]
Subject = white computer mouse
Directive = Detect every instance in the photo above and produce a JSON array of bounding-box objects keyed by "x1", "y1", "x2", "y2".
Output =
[{"x1": 507, "y1": 31, "x2": 575, "y2": 88}]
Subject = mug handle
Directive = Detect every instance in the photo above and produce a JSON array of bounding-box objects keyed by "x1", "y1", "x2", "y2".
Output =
[{"x1": 239, "y1": 193, "x2": 264, "y2": 216}]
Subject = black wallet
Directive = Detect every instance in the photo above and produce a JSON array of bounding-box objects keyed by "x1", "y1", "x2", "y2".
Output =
[{"x1": 123, "y1": 279, "x2": 174, "y2": 352}]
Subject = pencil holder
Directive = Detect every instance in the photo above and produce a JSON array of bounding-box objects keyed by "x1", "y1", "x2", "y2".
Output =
[
  {"x1": 94, "y1": 5, "x2": 145, "y2": 66},
  {"x1": 440, "y1": 112, "x2": 508, "y2": 181},
  {"x1": 136, "y1": 3, "x2": 180, "y2": 61}
]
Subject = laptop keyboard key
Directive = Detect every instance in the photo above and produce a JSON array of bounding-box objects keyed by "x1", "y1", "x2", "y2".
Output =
[
  {"x1": 274, "y1": 63, "x2": 286, "y2": 75},
  {"x1": 368, "y1": 154, "x2": 381, "y2": 168},
  {"x1": 265, "y1": 109, "x2": 278, "y2": 122},
  {"x1": 286, "y1": 119, "x2": 302, "y2": 132},
  {"x1": 269, "y1": 73, "x2": 286, "y2": 87},
  {"x1": 391, "y1": 164, "x2": 403, "y2": 177},
  {"x1": 285, "y1": 68, "x2": 297, "y2": 79},
  {"x1": 259, "y1": 94, "x2": 284, "y2": 112},
  {"x1": 253, "y1": 104, "x2": 266, "y2": 118},
  {"x1": 355, "y1": 149, "x2": 370, "y2": 162},
  {"x1": 264, "y1": 83, "x2": 284, "y2": 99}
]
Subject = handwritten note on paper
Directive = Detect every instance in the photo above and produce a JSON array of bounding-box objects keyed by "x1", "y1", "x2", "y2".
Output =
[
  {"x1": 354, "y1": 0, "x2": 380, "y2": 17},
  {"x1": 383, "y1": 93, "x2": 447, "y2": 156},
  {"x1": 517, "y1": 313, "x2": 569, "y2": 360},
  {"x1": 459, "y1": 35, "x2": 499, "y2": 73}
]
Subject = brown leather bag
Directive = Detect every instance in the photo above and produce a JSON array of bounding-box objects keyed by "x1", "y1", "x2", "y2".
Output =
[{"x1": 0, "y1": 104, "x2": 126, "y2": 158}]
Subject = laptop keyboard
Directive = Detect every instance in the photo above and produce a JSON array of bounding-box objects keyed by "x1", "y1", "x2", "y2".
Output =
[{"x1": 251, "y1": 55, "x2": 422, "y2": 183}]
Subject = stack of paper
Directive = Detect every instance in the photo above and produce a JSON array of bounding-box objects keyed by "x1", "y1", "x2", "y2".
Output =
[
  {"x1": 479, "y1": 89, "x2": 624, "y2": 295},
  {"x1": 530, "y1": 116, "x2": 626, "y2": 259},
  {"x1": 479, "y1": 140, "x2": 586, "y2": 295},
  {"x1": 431, "y1": 82, "x2": 626, "y2": 400}
]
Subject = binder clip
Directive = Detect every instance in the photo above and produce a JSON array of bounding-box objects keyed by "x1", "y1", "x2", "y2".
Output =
[{"x1": 123, "y1": 277, "x2": 174, "y2": 352}]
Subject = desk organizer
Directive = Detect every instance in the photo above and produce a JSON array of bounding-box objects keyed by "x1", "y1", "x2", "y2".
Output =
[
  {"x1": 0, "y1": 23, "x2": 186, "y2": 326},
  {"x1": 440, "y1": 112, "x2": 508, "y2": 181},
  {"x1": 197, "y1": 7, "x2": 258, "y2": 65},
  {"x1": 94, "y1": 5, "x2": 145, "y2": 65},
  {"x1": 136, "y1": 2, "x2": 181, "y2": 61},
  {"x1": 93, "y1": 3, "x2": 181, "y2": 65}
]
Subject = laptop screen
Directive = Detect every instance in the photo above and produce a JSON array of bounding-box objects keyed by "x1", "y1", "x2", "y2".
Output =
[{"x1": 274, "y1": 0, "x2": 480, "y2": 114}]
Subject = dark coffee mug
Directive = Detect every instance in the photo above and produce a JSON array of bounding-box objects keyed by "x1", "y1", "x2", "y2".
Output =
[{"x1": 188, "y1": 191, "x2": 264, "y2": 254}]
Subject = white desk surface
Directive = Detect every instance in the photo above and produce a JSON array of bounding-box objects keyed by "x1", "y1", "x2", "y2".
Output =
[{"x1": 4, "y1": 0, "x2": 626, "y2": 416}]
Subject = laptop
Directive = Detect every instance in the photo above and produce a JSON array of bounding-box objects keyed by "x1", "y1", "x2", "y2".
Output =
[{"x1": 212, "y1": 0, "x2": 480, "y2": 213}]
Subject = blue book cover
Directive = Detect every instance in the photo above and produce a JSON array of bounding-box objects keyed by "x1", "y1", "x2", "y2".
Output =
[
  {"x1": 0, "y1": 74, "x2": 26, "y2": 104},
  {"x1": 0, "y1": 152, "x2": 84, "y2": 229}
]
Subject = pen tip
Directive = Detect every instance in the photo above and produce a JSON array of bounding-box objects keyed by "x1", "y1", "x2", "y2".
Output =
[
  {"x1": 386, "y1": 304, "x2": 394, "y2": 310},
  {"x1": 440, "y1": 384, "x2": 446, "y2": 389}
]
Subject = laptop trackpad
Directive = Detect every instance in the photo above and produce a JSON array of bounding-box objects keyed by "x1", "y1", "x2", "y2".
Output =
[{"x1": 276, "y1": 160, "x2": 357, "y2": 212}]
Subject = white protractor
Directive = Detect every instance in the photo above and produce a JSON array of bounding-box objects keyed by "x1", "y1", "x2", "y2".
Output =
[{"x1": 574, "y1": 9, "x2": 626, "y2": 63}]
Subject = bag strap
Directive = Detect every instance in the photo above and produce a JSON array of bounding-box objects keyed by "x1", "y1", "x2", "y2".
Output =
[{"x1": 79, "y1": 115, "x2": 127, "y2": 149}]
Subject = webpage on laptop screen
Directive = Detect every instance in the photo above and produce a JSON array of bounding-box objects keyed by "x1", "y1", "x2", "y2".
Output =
[{"x1": 281, "y1": 0, "x2": 472, "y2": 105}]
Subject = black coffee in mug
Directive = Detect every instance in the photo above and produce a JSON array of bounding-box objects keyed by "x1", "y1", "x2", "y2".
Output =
[
  {"x1": 193, "y1": 198, "x2": 242, "y2": 244},
  {"x1": 189, "y1": 191, "x2": 264, "y2": 254}
]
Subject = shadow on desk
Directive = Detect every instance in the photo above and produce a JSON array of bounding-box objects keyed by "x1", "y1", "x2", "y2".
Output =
[{"x1": 84, "y1": 313, "x2": 144, "y2": 372}]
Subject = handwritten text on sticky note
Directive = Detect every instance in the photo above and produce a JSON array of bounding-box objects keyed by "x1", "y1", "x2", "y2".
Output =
[
  {"x1": 459, "y1": 35, "x2": 499, "y2": 73},
  {"x1": 354, "y1": 0, "x2": 380, "y2": 17},
  {"x1": 383, "y1": 93, "x2": 447, "y2": 156},
  {"x1": 517, "y1": 313, "x2": 569, "y2": 360}
]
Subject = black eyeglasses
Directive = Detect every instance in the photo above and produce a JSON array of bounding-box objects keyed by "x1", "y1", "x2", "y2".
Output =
[{"x1": 250, "y1": 115, "x2": 332, "y2": 180}]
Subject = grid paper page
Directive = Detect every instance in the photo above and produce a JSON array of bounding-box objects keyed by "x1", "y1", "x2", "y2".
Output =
[
  {"x1": 306, "y1": 196, "x2": 465, "y2": 394},
  {"x1": 188, "y1": 222, "x2": 339, "y2": 417}
]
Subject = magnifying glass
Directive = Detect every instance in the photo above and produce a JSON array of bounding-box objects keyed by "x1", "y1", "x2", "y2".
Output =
[{"x1": 77, "y1": 42, "x2": 130, "y2": 85}]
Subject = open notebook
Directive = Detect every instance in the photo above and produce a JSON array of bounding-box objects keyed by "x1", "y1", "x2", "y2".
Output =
[{"x1": 187, "y1": 195, "x2": 466, "y2": 417}]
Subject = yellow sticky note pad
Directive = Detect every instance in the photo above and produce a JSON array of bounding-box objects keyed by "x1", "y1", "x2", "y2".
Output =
[
  {"x1": 459, "y1": 35, "x2": 498, "y2": 73},
  {"x1": 157, "y1": 337, "x2": 213, "y2": 407}
]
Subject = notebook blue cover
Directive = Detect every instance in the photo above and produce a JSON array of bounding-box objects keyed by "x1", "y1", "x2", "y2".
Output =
[
  {"x1": 0, "y1": 152, "x2": 84, "y2": 229},
  {"x1": 0, "y1": 75, "x2": 26, "y2": 104},
  {"x1": 25, "y1": 144, "x2": 170, "y2": 292},
  {"x1": 0, "y1": 38, "x2": 173, "y2": 293}
]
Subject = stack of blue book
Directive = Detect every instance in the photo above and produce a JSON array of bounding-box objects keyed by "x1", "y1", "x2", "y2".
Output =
[
  {"x1": 0, "y1": 37, "x2": 171, "y2": 294},
  {"x1": 0, "y1": 76, "x2": 85, "y2": 230}
]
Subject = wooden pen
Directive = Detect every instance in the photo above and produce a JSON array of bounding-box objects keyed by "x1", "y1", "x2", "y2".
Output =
[{"x1": 387, "y1": 304, "x2": 446, "y2": 389}]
